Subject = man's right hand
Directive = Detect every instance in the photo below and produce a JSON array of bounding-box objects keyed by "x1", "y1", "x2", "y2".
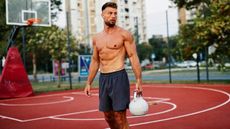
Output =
[
  {"x1": 135, "y1": 83, "x2": 143, "y2": 96},
  {"x1": 84, "y1": 84, "x2": 92, "y2": 97}
]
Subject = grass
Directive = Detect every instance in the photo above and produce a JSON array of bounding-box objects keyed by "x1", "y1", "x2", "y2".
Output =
[
  {"x1": 30, "y1": 68, "x2": 230, "y2": 94},
  {"x1": 31, "y1": 79, "x2": 230, "y2": 94},
  {"x1": 31, "y1": 81, "x2": 98, "y2": 94}
]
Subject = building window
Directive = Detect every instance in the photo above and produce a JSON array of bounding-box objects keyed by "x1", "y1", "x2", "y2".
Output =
[{"x1": 91, "y1": 9, "x2": 95, "y2": 13}]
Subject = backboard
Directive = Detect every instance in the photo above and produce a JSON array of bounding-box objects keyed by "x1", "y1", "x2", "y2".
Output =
[{"x1": 6, "y1": 0, "x2": 51, "y2": 26}]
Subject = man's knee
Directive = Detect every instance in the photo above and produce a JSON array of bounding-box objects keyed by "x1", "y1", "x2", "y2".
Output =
[
  {"x1": 104, "y1": 111, "x2": 114, "y2": 122},
  {"x1": 113, "y1": 111, "x2": 127, "y2": 125},
  {"x1": 104, "y1": 111, "x2": 128, "y2": 129}
]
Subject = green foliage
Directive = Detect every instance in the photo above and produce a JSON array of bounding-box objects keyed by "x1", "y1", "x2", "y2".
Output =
[
  {"x1": 169, "y1": 35, "x2": 183, "y2": 61},
  {"x1": 41, "y1": 25, "x2": 78, "y2": 61},
  {"x1": 25, "y1": 25, "x2": 78, "y2": 63},
  {"x1": 44, "y1": 25, "x2": 78, "y2": 87},
  {"x1": 177, "y1": 24, "x2": 200, "y2": 59},
  {"x1": 0, "y1": 0, "x2": 11, "y2": 56},
  {"x1": 0, "y1": 0, "x2": 64, "y2": 58},
  {"x1": 172, "y1": 0, "x2": 230, "y2": 65},
  {"x1": 148, "y1": 36, "x2": 167, "y2": 61},
  {"x1": 0, "y1": 0, "x2": 78, "y2": 85},
  {"x1": 137, "y1": 42, "x2": 153, "y2": 62},
  {"x1": 171, "y1": 0, "x2": 210, "y2": 9},
  {"x1": 26, "y1": 25, "x2": 79, "y2": 86},
  {"x1": 77, "y1": 44, "x2": 91, "y2": 55}
]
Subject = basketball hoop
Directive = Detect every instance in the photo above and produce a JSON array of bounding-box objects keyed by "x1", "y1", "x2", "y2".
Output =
[{"x1": 26, "y1": 18, "x2": 42, "y2": 26}]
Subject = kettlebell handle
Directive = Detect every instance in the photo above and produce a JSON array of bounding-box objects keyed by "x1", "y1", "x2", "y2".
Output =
[
  {"x1": 133, "y1": 90, "x2": 143, "y2": 101},
  {"x1": 134, "y1": 91, "x2": 137, "y2": 101}
]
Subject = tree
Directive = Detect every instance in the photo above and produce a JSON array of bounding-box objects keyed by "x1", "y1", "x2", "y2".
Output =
[
  {"x1": 42, "y1": 25, "x2": 78, "y2": 87},
  {"x1": 25, "y1": 25, "x2": 79, "y2": 86},
  {"x1": 25, "y1": 27, "x2": 51, "y2": 81},
  {"x1": 0, "y1": 0, "x2": 63, "y2": 55},
  {"x1": 0, "y1": 0, "x2": 64, "y2": 71},
  {"x1": 137, "y1": 42, "x2": 153, "y2": 62},
  {"x1": 177, "y1": 23, "x2": 201, "y2": 59},
  {"x1": 25, "y1": 0, "x2": 64, "y2": 79},
  {"x1": 171, "y1": 0, "x2": 210, "y2": 9},
  {"x1": 197, "y1": 0, "x2": 230, "y2": 66},
  {"x1": 169, "y1": 35, "x2": 182, "y2": 61},
  {"x1": 0, "y1": 0, "x2": 11, "y2": 57},
  {"x1": 171, "y1": 0, "x2": 230, "y2": 67},
  {"x1": 148, "y1": 35, "x2": 167, "y2": 61}
]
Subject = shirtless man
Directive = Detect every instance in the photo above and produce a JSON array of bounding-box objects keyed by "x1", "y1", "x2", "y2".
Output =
[{"x1": 84, "y1": 2, "x2": 142, "y2": 129}]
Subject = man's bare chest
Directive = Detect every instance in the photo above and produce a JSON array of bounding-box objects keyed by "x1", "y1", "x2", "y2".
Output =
[{"x1": 96, "y1": 35, "x2": 124, "y2": 50}]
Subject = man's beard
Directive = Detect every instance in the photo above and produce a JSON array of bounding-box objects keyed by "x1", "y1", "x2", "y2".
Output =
[{"x1": 105, "y1": 21, "x2": 116, "y2": 27}]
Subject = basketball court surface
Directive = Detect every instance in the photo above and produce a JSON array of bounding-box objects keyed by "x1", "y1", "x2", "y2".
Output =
[
  {"x1": 2, "y1": 1, "x2": 230, "y2": 128},
  {"x1": 0, "y1": 84, "x2": 230, "y2": 129}
]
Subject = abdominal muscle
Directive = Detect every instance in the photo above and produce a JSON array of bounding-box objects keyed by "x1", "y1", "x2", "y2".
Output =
[{"x1": 99, "y1": 47, "x2": 126, "y2": 73}]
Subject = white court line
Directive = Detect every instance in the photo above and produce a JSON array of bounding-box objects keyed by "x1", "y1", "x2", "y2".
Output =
[
  {"x1": 123, "y1": 86, "x2": 230, "y2": 128},
  {"x1": 105, "y1": 86, "x2": 230, "y2": 129},
  {"x1": 0, "y1": 92, "x2": 95, "y2": 122},
  {"x1": 0, "y1": 91, "x2": 92, "y2": 103},
  {"x1": 129, "y1": 101, "x2": 176, "y2": 118},
  {"x1": 1, "y1": 85, "x2": 229, "y2": 127},
  {"x1": 51, "y1": 98, "x2": 176, "y2": 121},
  {"x1": 22, "y1": 109, "x2": 99, "y2": 122},
  {"x1": 0, "y1": 96, "x2": 74, "y2": 106},
  {"x1": 0, "y1": 96, "x2": 173, "y2": 122},
  {"x1": 0, "y1": 115, "x2": 23, "y2": 122},
  {"x1": 0, "y1": 92, "x2": 78, "y2": 102},
  {"x1": 0, "y1": 109, "x2": 98, "y2": 122}
]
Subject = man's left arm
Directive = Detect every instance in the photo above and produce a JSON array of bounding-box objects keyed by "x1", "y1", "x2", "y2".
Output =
[{"x1": 124, "y1": 31, "x2": 142, "y2": 92}]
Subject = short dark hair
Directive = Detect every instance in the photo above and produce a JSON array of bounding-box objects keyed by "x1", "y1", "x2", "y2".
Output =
[{"x1": 102, "y1": 2, "x2": 117, "y2": 11}]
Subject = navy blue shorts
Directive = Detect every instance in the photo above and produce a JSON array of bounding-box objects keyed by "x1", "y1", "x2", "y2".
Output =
[{"x1": 99, "y1": 69, "x2": 130, "y2": 112}]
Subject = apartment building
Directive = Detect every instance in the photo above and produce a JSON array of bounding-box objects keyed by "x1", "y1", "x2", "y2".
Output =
[
  {"x1": 65, "y1": 0, "x2": 96, "y2": 45},
  {"x1": 178, "y1": 6, "x2": 196, "y2": 25},
  {"x1": 65, "y1": 0, "x2": 147, "y2": 48}
]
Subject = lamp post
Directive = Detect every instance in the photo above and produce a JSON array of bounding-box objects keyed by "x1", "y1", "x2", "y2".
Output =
[
  {"x1": 193, "y1": 53, "x2": 200, "y2": 83},
  {"x1": 205, "y1": 46, "x2": 209, "y2": 82},
  {"x1": 21, "y1": 27, "x2": 26, "y2": 68},
  {"x1": 65, "y1": 0, "x2": 72, "y2": 89},
  {"x1": 166, "y1": 10, "x2": 172, "y2": 83},
  {"x1": 134, "y1": 17, "x2": 139, "y2": 44},
  {"x1": 84, "y1": 0, "x2": 90, "y2": 54}
]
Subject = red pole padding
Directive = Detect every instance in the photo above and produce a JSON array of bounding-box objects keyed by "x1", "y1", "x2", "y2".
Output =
[{"x1": 0, "y1": 47, "x2": 33, "y2": 98}]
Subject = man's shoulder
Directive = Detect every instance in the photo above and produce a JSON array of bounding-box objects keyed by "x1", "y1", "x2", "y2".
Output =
[
  {"x1": 117, "y1": 26, "x2": 130, "y2": 34},
  {"x1": 117, "y1": 26, "x2": 132, "y2": 39}
]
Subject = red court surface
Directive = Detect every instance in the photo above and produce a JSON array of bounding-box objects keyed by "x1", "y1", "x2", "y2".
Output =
[{"x1": 0, "y1": 84, "x2": 230, "y2": 129}]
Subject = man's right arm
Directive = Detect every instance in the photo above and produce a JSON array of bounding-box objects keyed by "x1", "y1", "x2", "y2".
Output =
[{"x1": 84, "y1": 37, "x2": 99, "y2": 96}]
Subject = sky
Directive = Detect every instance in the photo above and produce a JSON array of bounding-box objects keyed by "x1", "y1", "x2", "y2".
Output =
[
  {"x1": 55, "y1": 0, "x2": 179, "y2": 38},
  {"x1": 145, "y1": 0, "x2": 178, "y2": 38}
]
